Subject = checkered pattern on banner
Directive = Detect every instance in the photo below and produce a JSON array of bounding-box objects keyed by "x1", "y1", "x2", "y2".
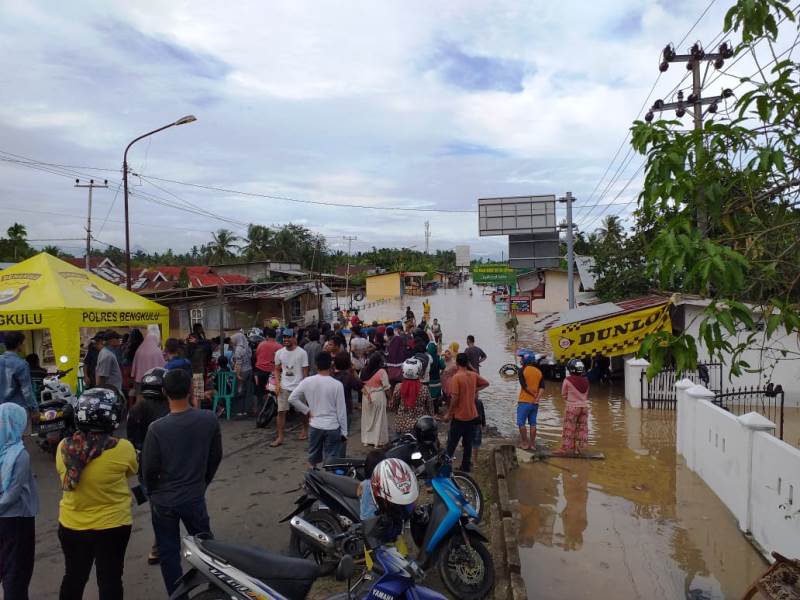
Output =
[{"x1": 551, "y1": 305, "x2": 670, "y2": 360}]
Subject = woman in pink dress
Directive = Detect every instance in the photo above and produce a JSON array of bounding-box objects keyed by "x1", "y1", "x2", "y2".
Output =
[
  {"x1": 360, "y1": 353, "x2": 390, "y2": 447},
  {"x1": 554, "y1": 359, "x2": 590, "y2": 456}
]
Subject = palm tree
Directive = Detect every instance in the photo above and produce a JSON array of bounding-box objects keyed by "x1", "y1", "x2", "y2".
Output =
[
  {"x1": 242, "y1": 224, "x2": 273, "y2": 261},
  {"x1": 6, "y1": 223, "x2": 26, "y2": 241},
  {"x1": 597, "y1": 216, "x2": 624, "y2": 243},
  {"x1": 41, "y1": 244, "x2": 62, "y2": 257},
  {"x1": 209, "y1": 229, "x2": 239, "y2": 263}
]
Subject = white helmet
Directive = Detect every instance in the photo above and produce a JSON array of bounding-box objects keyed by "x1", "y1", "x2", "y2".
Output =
[
  {"x1": 402, "y1": 358, "x2": 422, "y2": 380},
  {"x1": 567, "y1": 358, "x2": 586, "y2": 375},
  {"x1": 370, "y1": 458, "x2": 419, "y2": 507}
]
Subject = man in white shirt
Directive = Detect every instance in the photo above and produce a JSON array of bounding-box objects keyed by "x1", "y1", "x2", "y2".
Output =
[
  {"x1": 288, "y1": 352, "x2": 348, "y2": 468},
  {"x1": 272, "y1": 328, "x2": 309, "y2": 447}
]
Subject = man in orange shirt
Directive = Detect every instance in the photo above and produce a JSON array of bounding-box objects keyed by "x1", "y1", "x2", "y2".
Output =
[
  {"x1": 444, "y1": 353, "x2": 489, "y2": 472},
  {"x1": 517, "y1": 352, "x2": 544, "y2": 450}
]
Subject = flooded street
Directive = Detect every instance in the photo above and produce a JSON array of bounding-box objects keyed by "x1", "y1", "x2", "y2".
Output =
[{"x1": 361, "y1": 286, "x2": 769, "y2": 599}]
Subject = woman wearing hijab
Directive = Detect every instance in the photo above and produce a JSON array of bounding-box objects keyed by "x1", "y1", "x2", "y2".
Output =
[
  {"x1": 230, "y1": 332, "x2": 253, "y2": 416},
  {"x1": 360, "y1": 353, "x2": 390, "y2": 447},
  {"x1": 0, "y1": 403, "x2": 38, "y2": 600},
  {"x1": 56, "y1": 389, "x2": 138, "y2": 599},
  {"x1": 426, "y1": 342, "x2": 446, "y2": 414},
  {"x1": 131, "y1": 325, "x2": 165, "y2": 401},
  {"x1": 390, "y1": 357, "x2": 433, "y2": 435},
  {"x1": 440, "y1": 342, "x2": 460, "y2": 407}
]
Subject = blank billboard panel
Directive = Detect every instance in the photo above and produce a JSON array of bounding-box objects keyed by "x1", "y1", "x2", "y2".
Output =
[
  {"x1": 508, "y1": 232, "x2": 560, "y2": 269},
  {"x1": 455, "y1": 245, "x2": 470, "y2": 267},
  {"x1": 478, "y1": 195, "x2": 557, "y2": 236}
]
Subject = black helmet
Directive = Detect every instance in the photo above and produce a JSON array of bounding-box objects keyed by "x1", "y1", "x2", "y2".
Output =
[
  {"x1": 141, "y1": 367, "x2": 167, "y2": 401},
  {"x1": 75, "y1": 388, "x2": 122, "y2": 433},
  {"x1": 413, "y1": 416, "x2": 438, "y2": 447}
]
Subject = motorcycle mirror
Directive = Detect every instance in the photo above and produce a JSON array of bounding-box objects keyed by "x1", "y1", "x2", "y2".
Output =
[
  {"x1": 59, "y1": 355, "x2": 69, "y2": 364},
  {"x1": 335, "y1": 554, "x2": 355, "y2": 581},
  {"x1": 411, "y1": 452, "x2": 423, "y2": 461}
]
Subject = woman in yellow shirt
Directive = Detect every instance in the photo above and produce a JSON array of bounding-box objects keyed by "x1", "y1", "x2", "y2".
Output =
[{"x1": 55, "y1": 388, "x2": 137, "y2": 600}]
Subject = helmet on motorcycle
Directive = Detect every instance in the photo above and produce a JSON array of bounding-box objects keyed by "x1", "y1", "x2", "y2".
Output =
[
  {"x1": 370, "y1": 458, "x2": 419, "y2": 511},
  {"x1": 75, "y1": 388, "x2": 122, "y2": 433},
  {"x1": 413, "y1": 416, "x2": 438, "y2": 448},
  {"x1": 401, "y1": 358, "x2": 422, "y2": 380},
  {"x1": 140, "y1": 367, "x2": 167, "y2": 401},
  {"x1": 567, "y1": 358, "x2": 586, "y2": 375}
]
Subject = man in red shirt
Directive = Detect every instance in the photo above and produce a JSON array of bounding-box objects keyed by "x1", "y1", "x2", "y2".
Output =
[
  {"x1": 254, "y1": 328, "x2": 282, "y2": 408},
  {"x1": 444, "y1": 353, "x2": 489, "y2": 472}
]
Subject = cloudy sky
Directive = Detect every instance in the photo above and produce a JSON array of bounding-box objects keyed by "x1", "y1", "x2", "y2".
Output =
[{"x1": 0, "y1": 0, "x2": 743, "y2": 259}]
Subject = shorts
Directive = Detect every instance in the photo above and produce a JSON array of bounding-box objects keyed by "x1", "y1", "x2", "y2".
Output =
[
  {"x1": 308, "y1": 426, "x2": 342, "y2": 465},
  {"x1": 472, "y1": 425, "x2": 483, "y2": 448},
  {"x1": 277, "y1": 389, "x2": 292, "y2": 412},
  {"x1": 516, "y1": 402, "x2": 539, "y2": 427}
]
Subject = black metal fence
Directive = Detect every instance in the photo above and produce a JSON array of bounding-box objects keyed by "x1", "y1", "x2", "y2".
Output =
[
  {"x1": 712, "y1": 387, "x2": 785, "y2": 440},
  {"x1": 640, "y1": 363, "x2": 723, "y2": 409}
]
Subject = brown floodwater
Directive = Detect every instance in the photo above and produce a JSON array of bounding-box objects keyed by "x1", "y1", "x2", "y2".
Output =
[{"x1": 360, "y1": 286, "x2": 769, "y2": 599}]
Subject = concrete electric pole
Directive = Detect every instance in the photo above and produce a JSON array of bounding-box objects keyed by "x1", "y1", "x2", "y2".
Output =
[
  {"x1": 559, "y1": 192, "x2": 576, "y2": 309},
  {"x1": 424, "y1": 221, "x2": 430, "y2": 254},
  {"x1": 343, "y1": 235, "x2": 357, "y2": 308},
  {"x1": 646, "y1": 42, "x2": 734, "y2": 234},
  {"x1": 74, "y1": 179, "x2": 108, "y2": 271}
]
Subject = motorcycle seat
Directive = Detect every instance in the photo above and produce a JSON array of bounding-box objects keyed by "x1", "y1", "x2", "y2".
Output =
[
  {"x1": 200, "y1": 538, "x2": 319, "y2": 599},
  {"x1": 309, "y1": 470, "x2": 361, "y2": 499},
  {"x1": 323, "y1": 456, "x2": 366, "y2": 469}
]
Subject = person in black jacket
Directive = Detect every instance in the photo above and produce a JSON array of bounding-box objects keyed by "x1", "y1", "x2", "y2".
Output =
[{"x1": 142, "y1": 369, "x2": 222, "y2": 596}]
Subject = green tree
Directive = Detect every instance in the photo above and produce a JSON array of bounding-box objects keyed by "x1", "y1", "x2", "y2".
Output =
[
  {"x1": 631, "y1": 0, "x2": 800, "y2": 377},
  {"x1": 209, "y1": 229, "x2": 239, "y2": 263},
  {"x1": 178, "y1": 266, "x2": 190, "y2": 288}
]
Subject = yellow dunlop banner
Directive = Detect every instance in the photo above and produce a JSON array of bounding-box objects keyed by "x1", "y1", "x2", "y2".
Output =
[{"x1": 548, "y1": 303, "x2": 671, "y2": 360}]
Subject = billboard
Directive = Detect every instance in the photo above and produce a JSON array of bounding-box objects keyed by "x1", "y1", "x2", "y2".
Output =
[
  {"x1": 478, "y1": 195, "x2": 557, "y2": 236},
  {"x1": 455, "y1": 245, "x2": 470, "y2": 267},
  {"x1": 508, "y1": 232, "x2": 560, "y2": 269},
  {"x1": 471, "y1": 264, "x2": 516, "y2": 285}
]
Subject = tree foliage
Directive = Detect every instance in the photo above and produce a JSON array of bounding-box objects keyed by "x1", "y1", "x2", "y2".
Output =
[{"x1": 630, "y1": 0, "x2": 800, "y2": 377}]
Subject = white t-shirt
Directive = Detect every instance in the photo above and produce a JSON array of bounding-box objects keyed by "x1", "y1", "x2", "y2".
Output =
[
  {"x1": 275, "y1": 347, "x2": 309, "y2": 391},
  {"x1": 288, "y1": 374, "x2": 348, "y2": 436}
]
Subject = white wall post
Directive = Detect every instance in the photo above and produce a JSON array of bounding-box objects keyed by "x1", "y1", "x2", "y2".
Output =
[
  {"x1": 624, "y1": 358, "x2": 649, "y2": 408},
  {"x1": 685, "y1": 384, "x2": 716, "y2": 471},
  {"x1": 737, "y1": 412, "x2": 776, "y2": 533},
  {"x1": 675, "y1": 378, "x2": 695, "y2": 459}
]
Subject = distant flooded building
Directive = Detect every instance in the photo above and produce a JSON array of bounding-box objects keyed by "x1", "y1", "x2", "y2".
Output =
[{"x1": 365, "y1": 271, "x2": 427, "y2": 299}]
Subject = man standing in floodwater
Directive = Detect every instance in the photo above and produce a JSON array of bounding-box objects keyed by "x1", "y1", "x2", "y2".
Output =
[
  {"x1": 464, "y1": 335, "x2": 487, "y2": 374},
  {"x1": 517, "y1": 352, "x2": 544, "y2": 451}
]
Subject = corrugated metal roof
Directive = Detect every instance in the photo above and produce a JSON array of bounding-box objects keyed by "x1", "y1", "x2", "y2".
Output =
[
  {"x1": 574, "y1": 255, "x2": 596, "y2": 291},
  {"x1": 557, "y1": 294, "x2": 669, "y2": 326}
]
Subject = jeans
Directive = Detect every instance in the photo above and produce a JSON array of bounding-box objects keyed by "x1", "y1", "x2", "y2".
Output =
[
  {"x1": 446, "y1": 419, "x2": 477, "y2": 472},
  {"x1": 57, "y1": 523, "x2": 132, "y2": 600},
  {"x1": 0, "y1": 516, "x2": 35, "y2": 600},
  {"x1": 308, "y1": 426, "x2": 342, "y2": 465},
  {"x1": 151, "y1": 497, "x2": 211, "y2": 596}
]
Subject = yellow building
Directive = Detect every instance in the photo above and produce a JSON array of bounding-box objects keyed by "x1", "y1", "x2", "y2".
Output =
[{"x1": 366, "y1": 271, "x2": 402, "y2": 299}]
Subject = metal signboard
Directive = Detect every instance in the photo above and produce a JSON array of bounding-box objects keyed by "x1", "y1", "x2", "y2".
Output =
[
  {"x1": 508, "y1": 232, "x2": 560, "y2": 269},
  {"x1": 478, "y1": 195, "x2": 557, "y2": 236},
  {"x1": 471, "y1": 264, "x2": 516, "y2": 285},
  {"x1": 455, "y1": 245, "x2": 471, "y2": 267}
]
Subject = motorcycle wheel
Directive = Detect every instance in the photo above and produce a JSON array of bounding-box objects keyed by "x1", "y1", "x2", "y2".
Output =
[
  {"x1": 437, "y1": 533, "x2": 495, "y2": 600},
  {"x1": 288, "y1": 509, "x2": 342, "y2": 576},
  {"x1": 453, "y1": 471, "x2": 484, "y2": 520},
  {"x1": 189, "y1": 587, "x2": 229, "y2": 600},
  {"x1": 256, "y1": 394, "x2": 277, "y2": 428}
]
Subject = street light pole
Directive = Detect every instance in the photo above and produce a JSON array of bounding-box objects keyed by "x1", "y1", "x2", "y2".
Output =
[
  {"x1": 122, "y1": 115, "x2": 197, "y2": 289},
  {"x1": 559, "y1": 192, "x2": 576, "y2": 309}
]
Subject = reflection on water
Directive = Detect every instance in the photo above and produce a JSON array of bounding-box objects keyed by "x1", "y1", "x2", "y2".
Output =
[{"x1": 359, "y1": 286, "x2": 767, "y2": 598}]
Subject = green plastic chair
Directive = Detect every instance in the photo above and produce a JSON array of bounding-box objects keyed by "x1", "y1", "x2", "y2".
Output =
[{"x1": 212, "y1": 371, "x2": 237, "y2": 420}]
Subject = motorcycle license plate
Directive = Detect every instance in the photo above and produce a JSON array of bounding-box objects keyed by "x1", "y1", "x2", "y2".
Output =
[{"x1": 38, "y1": 420, "x2": 65, "y2": 433}]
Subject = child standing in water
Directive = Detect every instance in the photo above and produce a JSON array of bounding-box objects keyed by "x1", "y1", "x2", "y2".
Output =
[{"x1": 554, "y1": 359, "x2": 590, "y2": 456}]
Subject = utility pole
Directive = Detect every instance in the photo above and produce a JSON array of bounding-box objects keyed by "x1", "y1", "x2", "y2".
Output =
[
  {"x1": 343, "y1": 235, "x2": 357, "y2": 309},
  {"x1": 646, "y1": 42, "x2": 734, "y2": 235},
  {"x1": 424, "y1": 221, "x2": 430, "y2": 254},
  {"x1": 315, "y1": 238, "x2": 323, "y2": 323},
  {"x1": 74, "y1": 179, "x2": 108, "y2": 270},
  {"x1": 559, "y1": 192, "x2": 576, "y2": 309}
]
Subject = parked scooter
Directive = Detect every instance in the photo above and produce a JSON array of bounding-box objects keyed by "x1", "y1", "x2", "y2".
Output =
[
  {"x1": 256, "y1": 373, "x2": 278, "y2": 428},
  {"x1": 322, "y1": 417, "x2": 484, "y2": 518},
  {"x1": 35, "y1": 367, "x2": 78, "y2": 454},
  {"x1": 282, "y1": 451, "x2": 494, "y2": 599},
  {"x1": 170, "y1": 516, "x2": 448, "y2": 600}
]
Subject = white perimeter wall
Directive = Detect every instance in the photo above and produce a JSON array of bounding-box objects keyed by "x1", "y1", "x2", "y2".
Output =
[{"x1": 677, "y1": 382, "x2": 800, "y2": 559}]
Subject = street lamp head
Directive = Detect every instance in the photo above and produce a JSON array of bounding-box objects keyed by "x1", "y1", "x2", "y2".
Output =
[{"x1": 174, "y1": 115, "x2": 197, "y2": 126}]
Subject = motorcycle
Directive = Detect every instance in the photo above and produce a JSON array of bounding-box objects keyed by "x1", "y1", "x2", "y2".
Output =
[
  {"x1": 256, "y1": 374, "x2": 278, "y2": 428},
  {"x1": 170, "y1": 516, "x2": 448, "y2": 600},
  {"x1": 282, "y1": 452, "x2": 494, "y2": 599},
  {"x1": 322, "y1": 432, "x2": 484, "y2": 519},
  {"x1": 35, "y1": 368, "x2": 78, "y2": 454}
]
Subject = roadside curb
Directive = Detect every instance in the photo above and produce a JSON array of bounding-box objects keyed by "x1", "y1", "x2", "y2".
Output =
[{"x1": 490, "y1": 444, "x2": 527, "y2": 600}]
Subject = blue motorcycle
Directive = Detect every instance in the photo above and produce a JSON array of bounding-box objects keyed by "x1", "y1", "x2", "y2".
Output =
[{"x1": 409, "y1": 452, "x2": 495, "y2": 599}]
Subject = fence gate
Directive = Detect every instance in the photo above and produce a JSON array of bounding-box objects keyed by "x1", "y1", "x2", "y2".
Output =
[
  {"x1": 640, "y1": 363, "x2": 723, "y2": 409},
  {"x1": 713, "y1": 386, "x2": 785, "y2": 440}
]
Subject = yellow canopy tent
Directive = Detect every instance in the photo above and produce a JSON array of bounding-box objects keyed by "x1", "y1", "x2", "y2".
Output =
[{"x1": 0, "y1": 253, "x2": 168, "y2": 389}]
